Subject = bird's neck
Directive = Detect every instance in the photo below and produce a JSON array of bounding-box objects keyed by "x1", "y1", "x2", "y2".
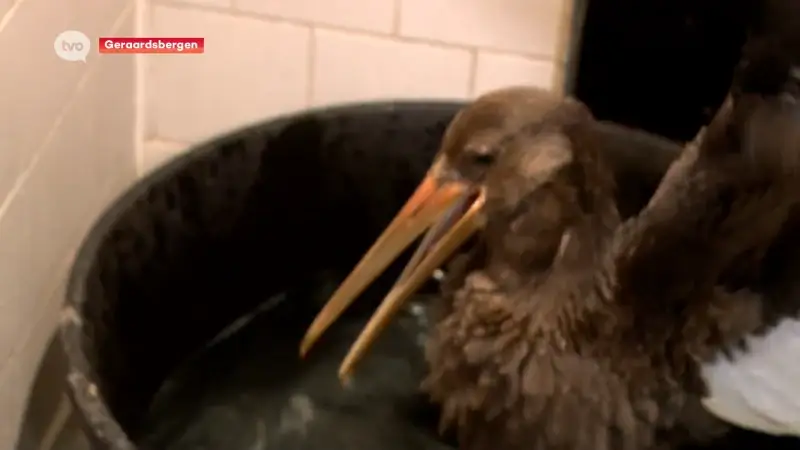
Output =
[{"x1": 486, "y1": 207, "x2": 619, "y2": 292}]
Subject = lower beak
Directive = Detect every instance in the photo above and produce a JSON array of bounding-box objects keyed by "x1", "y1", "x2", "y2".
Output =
[
  {"x1": 299, "y1": 171, "x2": 483, "y2": 367},
  {"x1": 337, "y1": 189, "x2": 484, "y2": 380}
]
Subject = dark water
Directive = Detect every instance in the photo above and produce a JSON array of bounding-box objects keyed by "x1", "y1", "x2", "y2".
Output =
[
  {"x1": 135, "y1": 280, "x2": 799, "y2": 450},
  {"x1": 137, "y1": 281, "x2": 453, "y2": 450}
]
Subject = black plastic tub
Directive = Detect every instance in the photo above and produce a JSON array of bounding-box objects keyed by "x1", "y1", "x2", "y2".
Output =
[
  {"x1": 59, "y1": 101, "x2": 798, "y2": 450},
  {"x1": 59, "y1": 101, "x2": 462, "y2": 449}
]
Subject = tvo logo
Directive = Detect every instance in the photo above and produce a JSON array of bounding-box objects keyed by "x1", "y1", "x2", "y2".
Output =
[{"x1": 54, "y1": 30, "x2": 90, "y2": 62}]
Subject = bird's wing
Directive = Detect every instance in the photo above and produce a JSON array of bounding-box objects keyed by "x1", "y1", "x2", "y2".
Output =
[{"x1": 701, "y1": 316, "x2": 800, "y2": 436}]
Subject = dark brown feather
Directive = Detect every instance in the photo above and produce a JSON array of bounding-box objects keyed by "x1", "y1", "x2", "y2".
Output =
[
  {"x1": 421, "y1": 94, "x2": 800, "y2": 450},
  {"x1": 725, "y1": 0, "x2": 800, "y2": 331}
]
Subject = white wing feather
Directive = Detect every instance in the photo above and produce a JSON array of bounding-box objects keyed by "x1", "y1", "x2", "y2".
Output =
[{"x1": 701, "y1": 317, "x2": 800, "y2": 436}]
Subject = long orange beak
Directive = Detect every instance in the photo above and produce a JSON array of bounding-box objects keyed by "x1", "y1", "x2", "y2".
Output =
[
  {"x1": 336, "y1": 190, "x2": 484, "y2": 380},
  {"x1": 299, "y1": 161, "x2": 485, "y2": 376}
]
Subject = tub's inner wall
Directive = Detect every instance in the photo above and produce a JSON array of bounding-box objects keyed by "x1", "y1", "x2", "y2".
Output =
[{"x1": 69, "y1": 104, "x2": 460, "y2": 439}]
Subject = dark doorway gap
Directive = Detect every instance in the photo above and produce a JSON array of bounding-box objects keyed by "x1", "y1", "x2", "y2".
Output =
[{"x1": 572, "y1": 0, "x2": 752, "y2": 143}]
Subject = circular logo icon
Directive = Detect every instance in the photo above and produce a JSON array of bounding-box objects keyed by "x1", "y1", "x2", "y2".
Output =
[{"x1": 54, "y1": 30, "x2": 91, "y2": 62}]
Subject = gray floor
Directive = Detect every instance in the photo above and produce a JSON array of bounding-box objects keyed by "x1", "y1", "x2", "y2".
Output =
[
  {"x1": 50, "y1": 414, "x2": 89, "y2": 450},
  {"x1": 15, "y1": 334, "x2": 73, "y2": 450},
  {"x1": 15, "y1": 331, "x2": 90, "y2": 450}
]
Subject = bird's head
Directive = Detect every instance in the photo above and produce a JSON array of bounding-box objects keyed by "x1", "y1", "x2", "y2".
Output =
[
  {"x1": 298, "y1": 87, "x2": 609, "y2": 379},
  {"x1": 432, "y1": 86, "x2": 566, "y2": 184},
  {"x1": 479, "y1": 105, "x2": 618, "y2": 276}
]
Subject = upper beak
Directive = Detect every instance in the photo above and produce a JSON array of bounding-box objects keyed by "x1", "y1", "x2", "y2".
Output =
[{"x1": 299, "y1": 160, "x2": 485, "y2": 379}]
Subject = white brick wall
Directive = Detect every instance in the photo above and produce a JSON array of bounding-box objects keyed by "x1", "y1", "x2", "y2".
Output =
[
  {"x1": 1, "y1": 0, "x2": 576, "y2": 445},
  {"x1": 0, "y1": 0, "x2": 138, "y2": 447},
  {"x1": 141, "y1": 0, "x2": 575, "y2": 173}
]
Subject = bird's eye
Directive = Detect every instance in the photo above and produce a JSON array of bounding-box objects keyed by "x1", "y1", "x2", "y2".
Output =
[{"x1": 472, "y1": 153, "x2": 495, "y2": 166}]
